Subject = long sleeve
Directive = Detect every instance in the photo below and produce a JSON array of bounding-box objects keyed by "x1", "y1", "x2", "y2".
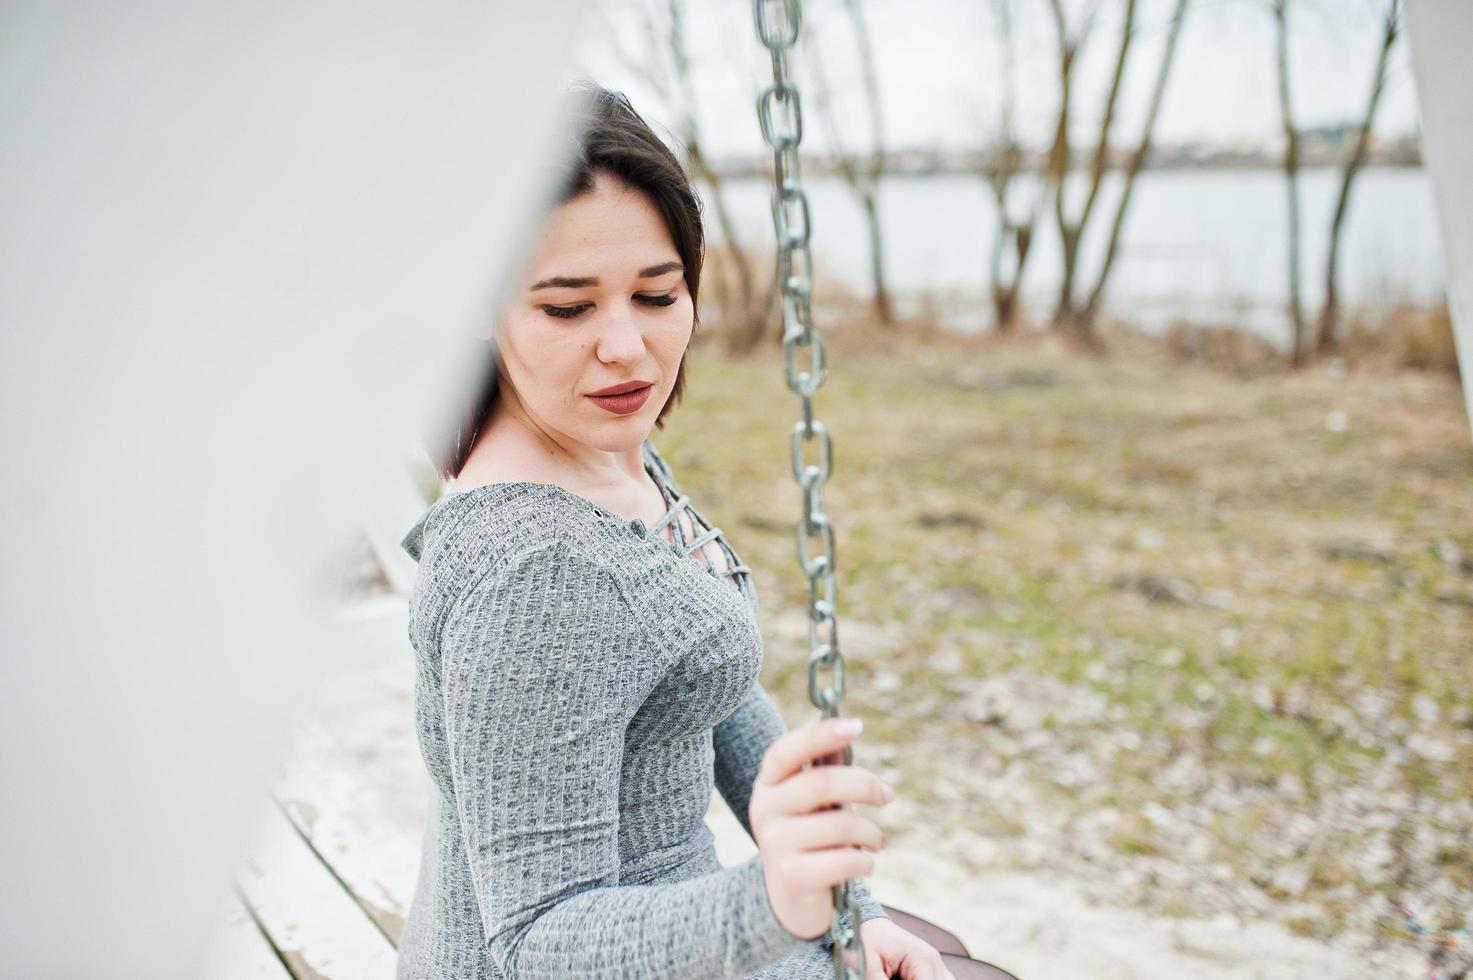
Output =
[
  {"x1": 441, "y1": 543, "x2": 814, "y2": 978},
  {"x1": 712, "y1": 679, "x2": 891, "y2": 927}
]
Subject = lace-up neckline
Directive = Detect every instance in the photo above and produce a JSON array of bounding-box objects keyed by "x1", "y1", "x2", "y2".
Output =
[
  {"x1": 414, "y1": 441, "x2": 754, "y2": 599},
  {"x1": 624, "y1": 443, "x2": 753, "y2": 590}
]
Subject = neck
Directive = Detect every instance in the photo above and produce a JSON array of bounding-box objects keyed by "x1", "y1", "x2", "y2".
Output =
[{"x1": 457, "y1": 392, "x2": 649, "y2": 494}]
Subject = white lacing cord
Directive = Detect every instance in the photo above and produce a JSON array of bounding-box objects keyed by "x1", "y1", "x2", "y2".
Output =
[
  {"x1": 720, "y1": 560, "x2": 752, "y2": 579},
  {"x1": 690, "y1": 526, "x2": 757, "y2": 584},
  {"x1": 645, "y1": 477, "x2": 753, "y2": 585},
  {"x1": 684, "y1": 525, "x2": 722, "y2": 556},
  {"x1": 649, "y1": 493, "x2": 691, "y2": 544}
]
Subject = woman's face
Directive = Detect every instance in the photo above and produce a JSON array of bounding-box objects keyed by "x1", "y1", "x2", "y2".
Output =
[{"x1": 493, "y1": 168, "x2": 694, "y2": 453}]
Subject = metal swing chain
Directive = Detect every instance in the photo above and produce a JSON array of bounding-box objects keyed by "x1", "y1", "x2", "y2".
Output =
[{"x1": 751, "y1": 2, "x2": 866, "y2": 977}]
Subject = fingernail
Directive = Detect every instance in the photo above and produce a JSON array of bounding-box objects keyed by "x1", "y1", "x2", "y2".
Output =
[
  {"x1": 882, "y1": 783, "x2": 895, "y2": 801},
  {"x1": 837, "y1": 717, "x2": 863, "y2": 736}
]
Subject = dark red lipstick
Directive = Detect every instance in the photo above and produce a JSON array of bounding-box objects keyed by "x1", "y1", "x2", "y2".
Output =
[{"x1": 587, "y1": 379, "x2": 653, "y2": 415}]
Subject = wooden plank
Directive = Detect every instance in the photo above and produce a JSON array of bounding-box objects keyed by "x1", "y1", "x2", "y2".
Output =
[
  {"x1": 195, "y1": 888, "x2": 294, "y2": 979},
  {"x1": 236, "y1": 798, "x2": 399, "y2": 980},
  {"x1": 271, "y1": 715, "x2": 424, "y2": 945}
]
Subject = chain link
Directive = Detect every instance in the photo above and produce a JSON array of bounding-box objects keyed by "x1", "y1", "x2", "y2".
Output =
[{"x1": 751, "y1": 1, "x2": 866, "y2": 976}]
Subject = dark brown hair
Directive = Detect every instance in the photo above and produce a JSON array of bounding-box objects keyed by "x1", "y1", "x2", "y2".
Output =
[{"x1": 435, "y1": 81, "x2": 704, "y2": 481}]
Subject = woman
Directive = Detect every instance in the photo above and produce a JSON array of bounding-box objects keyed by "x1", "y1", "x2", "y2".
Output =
[{"x1": 397, "y1": 82, "x2": 1015, "y2": 980}]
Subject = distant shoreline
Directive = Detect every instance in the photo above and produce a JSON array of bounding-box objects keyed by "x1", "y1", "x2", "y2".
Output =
[{"x1": 707, "y1": 138, "x2": 1423, "y2": 180}]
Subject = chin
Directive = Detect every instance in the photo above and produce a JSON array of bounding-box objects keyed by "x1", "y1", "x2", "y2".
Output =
[{"x1": 576, "y1": 422, "x2": 655, "y2": 453}]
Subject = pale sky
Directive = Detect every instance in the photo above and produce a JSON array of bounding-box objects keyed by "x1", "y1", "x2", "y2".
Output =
[{"x1": 569, "y1": 0, "x2": 1420, "y2": 162}]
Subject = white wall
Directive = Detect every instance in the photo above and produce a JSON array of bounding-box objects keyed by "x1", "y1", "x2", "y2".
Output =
[
  {"x1": 0, "y1": 3, "x2": 585, "y2": 975},
  {"x1": 1408, "y1": 0, "x2": 1473, "y2": 432}
]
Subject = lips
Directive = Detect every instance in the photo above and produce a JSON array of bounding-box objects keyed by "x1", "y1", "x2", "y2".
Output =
[
  {"x1": 587, "y1": 383, "x2": 653, "y2": 416},
  {"x1": 589, "y1": 379, "x2": 653, "y2": 396}
]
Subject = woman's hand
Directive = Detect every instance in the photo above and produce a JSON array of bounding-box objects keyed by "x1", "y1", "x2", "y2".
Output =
[
  {"x1": 750, "y1": 716, "x2": 891, "y2": 941},
  {"x1": 855, "y1": 917, "x2": 957, "y2": 980}
]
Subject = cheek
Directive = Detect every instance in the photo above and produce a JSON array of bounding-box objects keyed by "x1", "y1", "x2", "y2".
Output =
[
  {"x1": 504, "y1": 308, "x2": 574, "y2": 347},
  {"x1": 498, "y1": 312, "x2": 585, "y2": 395},
  {"x1": 658, "y1": 296, "x2": 696, "y2": 354}
]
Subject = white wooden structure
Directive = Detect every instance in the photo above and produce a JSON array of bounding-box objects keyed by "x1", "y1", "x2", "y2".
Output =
[{"x1": 196, "y1": 641, "x2": 763, "y2": 979}]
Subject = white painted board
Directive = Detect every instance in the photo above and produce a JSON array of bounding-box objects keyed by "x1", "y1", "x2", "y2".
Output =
[{"x1": 236, "y1": 800, "x2": 399, "y2": 980}]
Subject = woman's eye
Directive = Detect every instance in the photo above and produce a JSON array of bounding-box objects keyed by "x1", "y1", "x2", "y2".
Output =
[
  {"x1": 540, "y1": 294, "x2": 674, "y2": 319},
  {"x1": 542, "y1": 304, "x2": 591, "y2": 319}
]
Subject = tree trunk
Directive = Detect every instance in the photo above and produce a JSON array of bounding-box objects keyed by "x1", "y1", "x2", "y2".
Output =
[
  {"x1": 804, "y1": 1, "x2": 892, "y2": 328},
  {"x1": 993, "y1": 287, "x2": 1019, "y2": 333},
  {"x1": 1274, "y1": 0, "x2": 1306, "y2": 367},
  {"x1": 1080, "y1": 0, "x2": 1190, "y2": 326},
  {"x1": 983, "y1": 1, "x2": 1043, "y2": 335},
  {"x1": 1055, "y1": 227, "x2": 1081, "y2": 331},
  {"x1": 1315, "y1": 0, "x2": 1400, "y2": 358},
  {"x1": 690, "y1": 150, "x2": 765, "y2": 352},
  {"x1": 662, "y1": 0, "x2": 767, "y2": 352},
  {"x1": 859, "y1": 191, "x2": 893, "y2": 325},
  {"x1": 1049, "y1": 0, "x2": 1136, "y2": 341},
  {"x1": 1044, "y1": 1, "x2": 1074, "y2": 331},
  {"x1": 848, "y1": 0, "x2": 893, "y2": 326},
  {"x1": 989, "y1": 204, "x2": 1035, "y2": 334}
]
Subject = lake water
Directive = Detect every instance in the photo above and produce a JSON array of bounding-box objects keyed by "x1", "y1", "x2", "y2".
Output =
[{"x1": 701, "y1": 169, "x2": 1445, "y2": 346}]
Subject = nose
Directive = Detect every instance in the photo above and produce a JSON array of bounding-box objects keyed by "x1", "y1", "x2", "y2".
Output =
[{"x1": 594, "y1": 300, "x2": 648, "y2": 364}]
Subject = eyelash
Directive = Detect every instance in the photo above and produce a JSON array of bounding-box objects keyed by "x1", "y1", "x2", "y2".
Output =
[{"x1": 541, "y1": 293, "x2": 677, "y2": 320}]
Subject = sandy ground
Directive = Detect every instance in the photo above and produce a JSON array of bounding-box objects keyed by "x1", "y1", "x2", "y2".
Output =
[{"x1": 703, "y1": 759, "x2": 1416, "y2": 980}]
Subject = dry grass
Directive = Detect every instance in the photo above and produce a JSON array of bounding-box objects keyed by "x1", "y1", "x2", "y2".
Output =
[
  {"x1": 1161, "y1": 320, "x2": 1287, "y2": 377},
  {"x1": 657, "y1": 317, "x2": 1473, "y2": 957},
  {"x1": 1347, "y1": 304, "x2": 1462, "y2": 376}
]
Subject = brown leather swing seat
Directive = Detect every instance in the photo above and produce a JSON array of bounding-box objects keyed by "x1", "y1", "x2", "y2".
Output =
[{"x1": 880, "y1": 905, "x2": 1021, "y2": 980}]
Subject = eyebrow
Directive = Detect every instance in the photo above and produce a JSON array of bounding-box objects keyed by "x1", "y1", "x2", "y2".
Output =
[{"x1": 530, "y1": 261, "x2": 683, "y2": 291}]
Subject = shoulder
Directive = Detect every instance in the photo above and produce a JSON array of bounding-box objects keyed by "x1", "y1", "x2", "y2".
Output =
[
  {"x1": 405, "y1": 483, "x2": 560, "y2": 578},
  {"x1": 439, "y1": 536, "x2": 651, "y2": 696},
  {"x1": 448, "y1": 539, "x2": 634, "y2": 640},
  {"x1": 403, "y1": 483, "x2": 630, "y2": 644}
]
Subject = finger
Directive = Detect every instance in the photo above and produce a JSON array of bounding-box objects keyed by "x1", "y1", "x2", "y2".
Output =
[
  {"x1": 785, "y1": 846, "x2": 876, "y2": 890},
  {"x1": 859, "y1": 945, "x2": 888, "y2": 980},
  {"x1": 900, "y1": 954, "x2": 941, "y2": 980},
  {"x1": 818, "y1": 746, "x2": 847, "y2": 767},
  {"x1": 766, "y1": 810, "x2": 885, "y2": 854},
  {"x1": 757, "y1": 716, "x2": 864, "y2": 787},
  {"x1": 770, "y1": 763, "x2": 891, "y2": 816},
  {"x1": 924, "y1": 952, "x2": 950, "y2": 980}
]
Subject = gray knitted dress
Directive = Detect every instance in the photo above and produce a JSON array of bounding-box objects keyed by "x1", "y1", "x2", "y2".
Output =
[{"x1": 396, "y1": 439, "x2": 887, "y2": 979}]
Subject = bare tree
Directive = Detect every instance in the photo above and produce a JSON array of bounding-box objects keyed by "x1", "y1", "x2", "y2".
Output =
[
  {"x1": 1043, "y1": 0, "x2": 1122, "y2": 344},
  {"x1": 982, "y1": 0, "x2": 1048, "y2": 334},
  {"x1": 805, "y1": 0, "x2": 895, "y2": 325},
  {"x1": 1041, "y1": 0, "x2": 1190, "y2": 346},
  {"x1": 1272, "y1": 0, "x2": 1307, "y2": 366},
  {"x1": 666, "y1": 0, "x2": 775, "y2": 351},
  {"x1": 1314, "y1": 0, "x2": 1402, "y2": 358},
  {"x1": 601, "y1": 0, "x2": 773, "y2": 352},
  {"x1": 1043, "y1": 0, "x2": 1192, "y2": 346},
  {"x1": 1078, "y1": 0, "x2": 1190, "y2": 328}
]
